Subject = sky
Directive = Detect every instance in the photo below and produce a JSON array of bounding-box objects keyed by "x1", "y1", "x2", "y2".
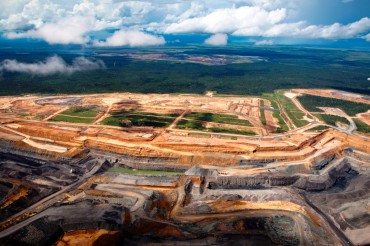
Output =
[{"x1": 0, "y1": 0, "x2": 369, "y2": 47}]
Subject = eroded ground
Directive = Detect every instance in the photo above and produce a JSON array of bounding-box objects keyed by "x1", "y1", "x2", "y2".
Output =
[{"x1": 0, "y1": 90, "x2": 369, "y2": 245}]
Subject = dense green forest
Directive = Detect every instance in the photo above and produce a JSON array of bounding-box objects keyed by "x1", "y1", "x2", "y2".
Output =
[{"x1": 0, "y1": 46, "x2": 370, "y2": 96}]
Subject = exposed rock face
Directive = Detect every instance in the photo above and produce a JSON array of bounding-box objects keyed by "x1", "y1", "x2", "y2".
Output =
[
  {"x1": 293, "y1": 159, "x2": 354, "y2": 191},
  {"x1": 185, "y1": 165, "x2": 218, "y2": 176},
  {"x1": 208, "y1": 176, "x2": 300, "y2": 189},
  {"x1": 312, "y1": 154, "x2": 336, "y2": 170}
]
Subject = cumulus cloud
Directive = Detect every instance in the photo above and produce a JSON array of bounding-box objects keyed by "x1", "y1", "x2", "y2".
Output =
[
  {"x1": 166, "y1": 6, "x2": 370, "y2": 40},
  {"x1": 166, "y1": 6, "x2": 286, "y2": 34},
  {"x1": 0, "y1": 56, "x2": 105, "y2": 76},
  {"x1": 255, "y1": 40, "x2": 274, "y2": 45},
  {"x1": 0, "y1": 0, "x2": 369, "y2": 44},
  {"x1": 363, "y1": 33, "x2": 370, "y2": 42},
  {"x1": 204, "y1": 33, "x2": 228, "y2": 45},
  {"x1": 93, "y1": 30, "x2": 165, "y2": 47},
  {"x1": 5, "y1": 16, "x2": 95, "y2": 44}
]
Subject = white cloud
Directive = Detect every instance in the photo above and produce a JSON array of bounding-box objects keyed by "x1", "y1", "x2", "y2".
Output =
[
  {"x1": 0, "y1": 56, "x2": 105, "y2": 76},
  {"x1": 365, "y1": 33, "x2": 370, "y2": 42},
  {"x1": 166, "y1": 6, "x2": 286, "y2": 34},
  {"x1": 204, "y1": 33, "x2": 228, "y2": 45},
  {"x1": 93, "y1": 29, "x2": 165, "y2": 47},
  {"x1": 0, "y1": 0, "x2": 369, "y2": 44},
  {"x1": 5, "y1": 16, "x2": 95, "y2": 44},
  {"x1": 255, "y1": 40, "x2": 273, "y2": 45},
  {"x1": 166, "y1": 6, "x2": 370, "y2": 40}
]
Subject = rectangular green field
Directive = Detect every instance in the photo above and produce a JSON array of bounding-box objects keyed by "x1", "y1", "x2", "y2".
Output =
[
  {"x1": 184, "y1": 112, "x2": 252, "y2": 126},
  {"x1": 101, "y1": 110, "x2": 176, "y2": 127},
  {"x1": 49, "y1": 115, "x2": 95, "y2": 124},
  {"x1": 60, "y1": 107, "x2": 100, "y2": 118}
]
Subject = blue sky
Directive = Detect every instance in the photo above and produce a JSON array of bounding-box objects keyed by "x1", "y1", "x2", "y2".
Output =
[{"x1": 0, "y1": 0, "x2": 369, "y2": 47}]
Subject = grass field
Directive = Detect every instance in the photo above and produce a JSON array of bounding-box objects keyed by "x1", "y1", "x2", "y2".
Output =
[
  {"x1": 111, "y1": 167, "x2": 183, "y2": 175},
  {"x1": 274, "y1": 91, "x2": 309, "y2": 128},
  {"x1": 61, "y1": 107, "x2": 100, "y2": 118},
  {"x1": 298, "y1": 95, "x2": 370, "y2": 116},
  {"x1": 102, "y1": 110, "x2": 176, "y2": 127},
  {"x1": 207, "y1": 127, "x2": 256, "y2": 135},
  {"x1": 260, "y1": 100, "x2": 267, "y2": 126},
  {"x1": 176, "y1": 119, "x2": 206, "y2": 130},
  {"x1": 308, "y1": 125, "x2": 331, "y2": 131},
  {"x1": 184, "y1": 112, "x2": 252, "y2": 126},
  {"x1": 176, "y1": 119, "x2": 255, "y2": 135},
  {"x1": 354, "y1": 119, "x2": 370, "y2": 134},
  {"x1": 111, "y1": 110, "x2": 179, "y2": 117},
  {"x1": 315, "y1": 114, "x2": 350, "y2": 126},
  {"x1": 49, "y1": 115, "x2": 95, "y2": 124}
]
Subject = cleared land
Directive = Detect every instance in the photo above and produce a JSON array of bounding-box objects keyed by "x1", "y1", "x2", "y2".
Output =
[{"x1": 1, "y1": 90, "x2": 370, "y2": 246}]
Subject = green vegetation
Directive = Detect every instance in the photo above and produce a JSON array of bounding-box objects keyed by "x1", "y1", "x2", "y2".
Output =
[
  {"x1": 298, "y1": 95, "x2": 370, "y2": 116},
  {"x1": 48, "y1": 107, "x2": 100, "y2": 124},
  {"x1": 61, "y1": 107, "x2": 100, "y2": 118},
  {"x1": 207, "y1": 127, "x2": 256, "y2": 135},
  {"x1": 176, "y1": 119, "x2": 255, "y2": 135},
  {"x1": 176, "y1": 119, "x2": 206, "y2": 130},
  {"x1": 111, "y1": 167, "x2": 183, "y2": 175},
  {"x1": 315, "y1": 114, "x2": 350, "y2": 126},
  {"x1": 308, "y1": 125, "x2": 330, "y2": 132},
  {"x1": 102, "y1": 110, "x2": 176, "y2": 127},
  {"x1": 260, "y1": 100, "x2": 267, "y2": 125},
  {"x1": 262, "y1": 93, "x2": 289, "y2": 132},
  {"x1": 111, "y1": 110, "x2": 179, "y2": 118},
  {"x1": 49, "y1": 115, "x2": 95, "y2": 124},
  {"x1": 184, "y1": 112, "x2": 252, "y2": 126},
  {"x1": 274, "y1": 91, "x2": 309, "y2": 128},
  {"x1": 354, "y1": 119, "x2": 370, "y2": 134},
  {"x1": 2, "y1": 46, "x2": 370, "y2": 97}
]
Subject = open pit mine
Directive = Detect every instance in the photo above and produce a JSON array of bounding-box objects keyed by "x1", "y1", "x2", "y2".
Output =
[{"x1": 0, "y1": 91, "x2": 369, "y2": 246}]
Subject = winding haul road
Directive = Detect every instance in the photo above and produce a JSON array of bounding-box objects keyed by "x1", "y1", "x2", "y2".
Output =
[{"x1": 0, "y1": 159, "x2": 105, "y2": 238}]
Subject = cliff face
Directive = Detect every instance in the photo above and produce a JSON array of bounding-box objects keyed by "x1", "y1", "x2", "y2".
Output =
[{"x1": 207, "y1": 175, "x2": 300, "y2": 189}]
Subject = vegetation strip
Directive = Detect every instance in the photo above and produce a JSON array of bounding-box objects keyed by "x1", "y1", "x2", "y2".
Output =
[
  {"x1": 298, "y1": 95, "x2": 370, "y2": 116},
  {"x1": 110, "y1": 167, "x2": 183, "y2": 175}
]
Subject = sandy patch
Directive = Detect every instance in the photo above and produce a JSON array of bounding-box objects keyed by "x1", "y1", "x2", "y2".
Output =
[
  {"x1": 23, "y1": 138, "x2": 68, "y2": 153},
  {"x1": 284, "y1": 92, "x2": 299, "y2": 99}
]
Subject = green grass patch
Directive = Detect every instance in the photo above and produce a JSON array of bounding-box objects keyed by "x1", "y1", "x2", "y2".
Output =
[
  {"x1": 184, "y1": 112, "x2": 252, "y2": 126},
  {"x1": 207, "y1": 127, "x2": 256, "y2": 135},
  {"x1": 298, "y1": 95, "x2": 370, "y2": 116},
  {"x1": 102, "y1": 110, "x2": 176, "y2": 128},
  {"x1": 261, "y1": 93, "x2": 288, "y2": 133},
  {"x1": 315, "y1": 114, "x2": 350, "y2": 126},
  {"x1": 308, "y1": 125, "x2": 330, "y2": 132},
  {"x1": 111, "y1": 167, "x2": 183, "y2": 175},
  {"x1": 354, "y1": 119, "x2": 370, "y2": 134},
  {"x1": 260, "y1": 100, "x2": 267, "y2": 126},
  {"x1": 275, "y1": 91, "x2": 309, "y2": 128},
  {"x1": 111, "y1": 110, "x2": 179, "y2": 118},
  {"x1": 49, "y1": 115, "x2": 95, "y2": 124},
  {"x1": 176, "y1": 119, "x2": 206, "y2": 130},
  {"x1": 61, "y1": 107, "x2": 100, "y2": 118}
]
